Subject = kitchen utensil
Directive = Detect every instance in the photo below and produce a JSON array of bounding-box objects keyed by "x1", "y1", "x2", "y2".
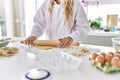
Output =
[
  {"x1": 21, "y1": 40, "x2": 80, "y2": 47},
  {"x1": 111, "y1": 37, "x2": 120, "y2": 52},
  {"x1": 0, "y1": 39, "x2": 9, "y2": 48}
]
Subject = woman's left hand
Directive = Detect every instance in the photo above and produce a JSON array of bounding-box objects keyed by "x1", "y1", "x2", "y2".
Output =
[{"x1": 58, "y1": 37, "x2": 73, "y2": 48}]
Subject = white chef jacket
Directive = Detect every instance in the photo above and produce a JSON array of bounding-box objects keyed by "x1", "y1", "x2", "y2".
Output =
[{"x1": 30, "y1": 0, "x2": 89, "y2": 43}]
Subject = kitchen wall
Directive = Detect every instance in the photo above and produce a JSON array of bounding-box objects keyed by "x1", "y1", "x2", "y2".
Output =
[
  {"x1": 0, "y1": 0, "x2": 6, "y2": 36},
  {"x1": 86, "y1": 0, "x2": 120, "y2": 4},
  {"x1": 12, "y1": 0, "x2": 22, "y2": 37},
  {"x1": 4, "y1": 0, "x2": 22, "y2": 37},
  {"x1": 100, "y1": 0, "x2": 120, "y2": 4},
  {"x1": 0, "y1": 0, "x2": 20, "y2": 37},
  {"x1": 0, "y1": 0, "x2": 5, "y2": 17}
]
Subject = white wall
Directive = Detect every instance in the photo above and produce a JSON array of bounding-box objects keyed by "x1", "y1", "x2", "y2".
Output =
[
  {"x1": 13, "y1": 0, "x2": 21, "y2": 37},
  {"x1": 4, "y1": 0, "x2": 22, "y2": 37},
  {"x1": 0, "y1": 0, "x2": 5, "y2": 17},
  {"x1": 4, "y1": 0, "x2": 15, "y2": 37},
  {"x1": 22, "y1": 0, "x2": 45, "y2": 37},
  {"x1": 100, "y1": 0, "x2": 120, "y2": 4},
  {"x1": 86, "y1": 0, "x2": 120, "y2": 4},
  {"x1": 0, "y1": 0, "x2": 6, "y2": 36}
]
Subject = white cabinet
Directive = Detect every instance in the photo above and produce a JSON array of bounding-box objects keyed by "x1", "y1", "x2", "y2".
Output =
[
  {"x1": 87, "y1": 31, "x2": 120, "y2": 47},
  {"x1": 87, "y1": 36, "x2": 105, "y2": 46},
  {"x1": 87, "y1": 36, "x2": 114, "y2": 47},
  {"x1": 104, "y1": 37, "x2": 113, "y2": 47}
]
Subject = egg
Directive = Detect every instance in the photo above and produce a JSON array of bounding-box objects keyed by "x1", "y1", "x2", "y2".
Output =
[
  {"x1": 115, "y1": 51, "x2": 120, "y2": 54},
  {"x1": 114, "y1": 52, "x2": 120, "y2": 58},
  {"x1": 100, "y1": 52, "x2": 106, "y2": 57},
  {"x1": 111, "y1": 57, "x2": 120, "y2": 68},
  {"x1": 107, "y1": 52, "x2": 114, "y2": 56},
  {"x1": 95, "y1": 55, "x2": 105, "y2": 65},
  {"x1": 89, "y1": 52, "x2": 98, "y2": 60},
  {"x1": 105, "y1": 54, "x2": 113, "y2": 62}
]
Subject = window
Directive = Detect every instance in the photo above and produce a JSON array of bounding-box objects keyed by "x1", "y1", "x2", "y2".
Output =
[{"x1": 23, "y1": 0, "x2": 45, "y2": 39}]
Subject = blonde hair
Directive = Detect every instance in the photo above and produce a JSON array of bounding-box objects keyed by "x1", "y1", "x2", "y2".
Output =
[{"x1": 48, "y1": 0, "x2": 73, "y2": 27}]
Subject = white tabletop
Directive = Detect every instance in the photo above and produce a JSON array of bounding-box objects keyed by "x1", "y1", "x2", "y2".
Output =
[{"x1": 0, "y1": 41, "x2": 120, "y2": 80}]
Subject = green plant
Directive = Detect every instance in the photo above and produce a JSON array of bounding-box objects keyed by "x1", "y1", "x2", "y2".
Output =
[
  {"x1": 90, "y1": 16, "x2": 103, "y2": 30},
  {"x1": 90, "y1": 19, "x2": 100, "y2": 29}
]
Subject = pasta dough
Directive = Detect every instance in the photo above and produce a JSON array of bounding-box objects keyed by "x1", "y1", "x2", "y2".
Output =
[
  {"x1": 0, "y1": 47, "x2": 18, "y2": 57},
  {"x1": 35, "y1": 46, "x2": 55, "y2": 50}
]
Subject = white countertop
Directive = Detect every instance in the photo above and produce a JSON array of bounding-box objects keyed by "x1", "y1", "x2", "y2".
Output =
[
  {"x1": 0, "y1": 40, "x2": 120, "y2": 80},
  {"x1": 88, "y1": 30, "x2": 120, "y2": 37}
]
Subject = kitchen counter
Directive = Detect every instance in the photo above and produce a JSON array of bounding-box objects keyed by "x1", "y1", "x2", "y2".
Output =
[
  {"x1": 0, "y1": 39, "x2": 120, "y2": 80},
  {"x1": 87, "y1": 30, "x2": 120, "y2": 47},
  {"x1": 88, "y1": 30, "x2": 120, "y2": 37}
]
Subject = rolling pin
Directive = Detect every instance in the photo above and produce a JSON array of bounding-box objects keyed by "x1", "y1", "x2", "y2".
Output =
[{"x1": 21, "y1": 40, "x2": 80, "y2": 47}]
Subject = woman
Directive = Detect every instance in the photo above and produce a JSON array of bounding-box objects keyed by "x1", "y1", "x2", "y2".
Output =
[{"x1": 24, "y1": 0, "x2": 89, "y2": 47}]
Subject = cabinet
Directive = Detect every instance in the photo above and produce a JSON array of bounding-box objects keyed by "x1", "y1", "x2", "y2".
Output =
[
  {"x1": 87, "y1": 36, "x2": 114, "y2": 47},
  {"x1": 87, "y1": 36, "x2": 105, "y2": 46},
  {"x1": 87, "y1": 31, "x2": 120, "y2": 47}
]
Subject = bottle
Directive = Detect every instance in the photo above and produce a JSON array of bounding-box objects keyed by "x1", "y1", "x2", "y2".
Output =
[{"x1": 111, "y1": 26, "x2": 116, "y2": 32}]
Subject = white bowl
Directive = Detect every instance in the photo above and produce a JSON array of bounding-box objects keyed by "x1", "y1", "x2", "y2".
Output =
[
  {"x1": 112, "y1": 37, "x2": 120, "y2": 52},
  {"x1": 21, "y1": 69, "x2": 53, "y2": 80},
  {"x1": 0, "y1": 40, "x2": 9, "y2": 48}
]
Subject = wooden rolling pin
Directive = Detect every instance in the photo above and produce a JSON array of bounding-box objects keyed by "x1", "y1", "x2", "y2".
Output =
[{"x1": 21, "y1": 40, "x2": 80, "y2": 47}]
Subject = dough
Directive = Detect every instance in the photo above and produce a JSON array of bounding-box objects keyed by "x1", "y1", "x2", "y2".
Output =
[
  {"x1": 0, "y1": 47, "x2": 18, "y2": 57},
  {"x1": 35, "y1": 46, "x2": 55, "y2": 50}
]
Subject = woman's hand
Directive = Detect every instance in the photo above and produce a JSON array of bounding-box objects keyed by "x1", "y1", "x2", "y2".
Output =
[
  {"x1": 24, "y1": 36, "x2": 37, "y2": 45},
  {"x1": 58, "y1": 37, "x2": 73, "y2": 48}
]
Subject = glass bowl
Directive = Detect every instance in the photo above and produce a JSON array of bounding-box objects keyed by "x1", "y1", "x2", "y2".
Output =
[
  {"x1": 112, "y1": 37, "x2": 120, "y2": 52},
  {"x1": 0, "y1": 40, "x2": 9, "y2": 48}
]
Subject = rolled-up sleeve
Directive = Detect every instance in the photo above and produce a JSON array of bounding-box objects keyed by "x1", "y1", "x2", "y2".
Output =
[
  {"x1": 69, "y1": 2, "x2": 89, "y2": 43},
  {"x1": 30, "y1": 1, "x2": 47, "y2": 38}
]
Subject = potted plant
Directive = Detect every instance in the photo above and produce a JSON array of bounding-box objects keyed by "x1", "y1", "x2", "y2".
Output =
[{"x1": 89, "y1": 17, "x2": 102, "y2": 30}]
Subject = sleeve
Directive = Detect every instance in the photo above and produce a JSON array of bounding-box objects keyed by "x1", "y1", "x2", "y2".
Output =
[
  {"x1": 30, "y1": 1, "x2": 47, "y2": 38},
  {"x1": 69, "y1": 1, "x2": 89, "y2": 43}
]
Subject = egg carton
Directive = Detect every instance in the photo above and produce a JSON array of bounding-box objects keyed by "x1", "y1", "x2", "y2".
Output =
[
  {"x1": 21, "y1": 46, "x2": 82, "y2": 72},
  {"x1": 90, "y1": 60, "x2": 120, "y2": 73}
]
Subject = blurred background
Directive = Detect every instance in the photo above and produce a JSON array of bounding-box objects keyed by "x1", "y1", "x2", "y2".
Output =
[
  {"x1": 0, "y1": 0, "x2": 120, "y2": 46},
  {"x1": 0, "y1": 0, "x2": 44, "y2": 37}
]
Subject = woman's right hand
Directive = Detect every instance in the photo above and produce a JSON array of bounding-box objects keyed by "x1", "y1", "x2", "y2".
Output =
[{"x1": 24, "y1": 36, "x2": 37, "y2": 45}]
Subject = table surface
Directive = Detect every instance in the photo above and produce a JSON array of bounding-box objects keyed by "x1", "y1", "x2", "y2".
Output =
[
  {"x1": 0, "y1": 39, "x2": 120, "y2": 80},
  {"x1": 88, "y1": 30, "x2": 120, "y2": 37}
]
